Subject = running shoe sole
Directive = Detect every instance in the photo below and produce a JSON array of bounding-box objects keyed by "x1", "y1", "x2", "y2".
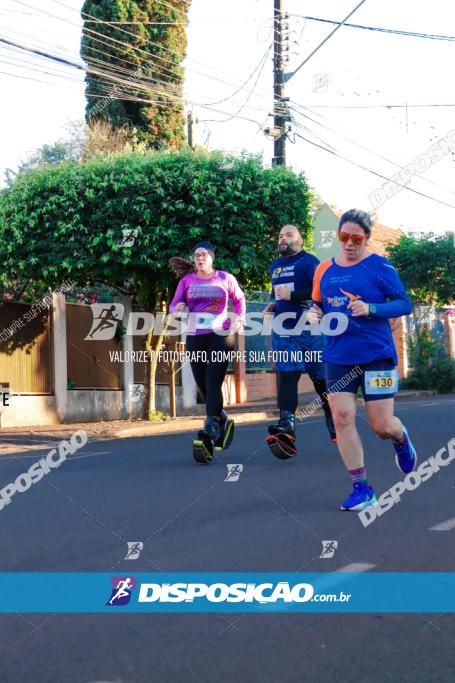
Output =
[
  {"x1": 340, "y1": 494, "x2": 377, "y2": 512},
  {"x1": 215, "y1": 419, "x2": 235, "y2": 451},
  {"x1": 267, "y1": 433, "x2": 297, "y2": 460},
  {"x1": 193, "y1": 436, "x2": 214, "y2": 464},
  {"x1": 394, "y1": 427, "x2": 418, "y2": 474},
  {"x1": 395, "y1": 452, "x2": 417, "y2": 475}
]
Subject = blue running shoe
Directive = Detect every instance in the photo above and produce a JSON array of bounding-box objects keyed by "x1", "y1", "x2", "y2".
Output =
[
  {"x1": 340, "y1": 482, "x2": 377, "y2": 511},
  {"x1": 394, "y1": 425, "x2": 417, "y2": 474}
]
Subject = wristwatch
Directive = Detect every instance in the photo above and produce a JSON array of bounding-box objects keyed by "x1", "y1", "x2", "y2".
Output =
[{"x1": 368, "y1": 304, "x2": 377, "y2": 317}]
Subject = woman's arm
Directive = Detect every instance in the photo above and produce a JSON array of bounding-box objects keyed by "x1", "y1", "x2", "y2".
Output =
[
  {"x1": 371, "y1": 296, "x2": 413, "y2": 318},
  {"x1": 228, "y1": 274, "x2": 246, "y2": 319},
  {"x1": 373, "y1": 260, "x2": 413, "y2": 318},
  {"x1": 169, "y1": 277, "x2": 188, "y2": 313}
]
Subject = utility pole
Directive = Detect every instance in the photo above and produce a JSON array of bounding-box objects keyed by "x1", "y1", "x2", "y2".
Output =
[
  {"x1": 187, "y1": 111, "x2": 194, "y2": 149},
  {"x1": 272, "y1": 0, "x2": 287, "y2": 166}
]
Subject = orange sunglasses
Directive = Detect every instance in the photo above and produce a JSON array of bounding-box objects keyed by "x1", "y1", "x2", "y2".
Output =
[{"x1": 338, "y1": 231, "x2": 367, "y2": 246}]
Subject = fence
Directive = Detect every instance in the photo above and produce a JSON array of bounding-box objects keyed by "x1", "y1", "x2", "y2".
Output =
[
  {"x1": 0, "y1": 302, "x2": 52, "y2": 393},
  {"x1": 66, "y1": 303, "x2": 122, "y2": 389},
  {"x1": 405, "y1": 307, "x2": 448, "y2": 352},
  {"x1": 244, "y1": 297, "x2": 273, "y2": 371},
  {"x1": 133, "y1": 334, "x2": 182, "y2": 386}
]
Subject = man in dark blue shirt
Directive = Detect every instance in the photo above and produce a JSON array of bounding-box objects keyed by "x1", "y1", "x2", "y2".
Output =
[{"x1": 265, "y1": 225, "x2": 336, "y2": 458}]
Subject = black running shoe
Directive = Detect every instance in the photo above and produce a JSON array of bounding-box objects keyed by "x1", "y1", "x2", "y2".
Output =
[{"x1": 267, "y1": 410, "x2": 297, "y2": 459}]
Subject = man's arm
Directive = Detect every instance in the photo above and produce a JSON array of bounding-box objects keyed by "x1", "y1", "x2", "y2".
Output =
[{"x1": 290, "y1": 259, "x2": 318, "y2": 304}]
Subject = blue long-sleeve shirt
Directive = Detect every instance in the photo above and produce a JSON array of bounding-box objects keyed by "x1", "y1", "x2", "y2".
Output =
[
  {"x1": 269, "y1": 250, "x2": 320, "y2": 331},
  {"x1": 312, "y1": 253, "x2": 412, "y2": 365}
]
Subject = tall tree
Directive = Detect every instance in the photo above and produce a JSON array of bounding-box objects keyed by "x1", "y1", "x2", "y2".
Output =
[{"x1": 81, "y1": 0, "x2": 189, "y2": 149}]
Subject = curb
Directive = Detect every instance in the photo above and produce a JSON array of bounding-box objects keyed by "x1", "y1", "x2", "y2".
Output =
[
  {"x1": 0, "y1": 389, "x2": 444, "y2": 455},
  {"x1": 114, "y1": 410, "x2": 277, "y2": 439},
  {"x1": 113, "y1": 389, "x2": 439, "y2": 439}
]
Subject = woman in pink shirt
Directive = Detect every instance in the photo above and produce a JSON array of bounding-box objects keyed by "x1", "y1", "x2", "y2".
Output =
[{"x1": 170, "y1": 241, "x2": 246, "y2": 463}]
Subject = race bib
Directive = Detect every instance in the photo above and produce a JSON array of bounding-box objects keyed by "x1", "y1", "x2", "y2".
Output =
[
  {"x1": 274, "y1": 282, "x2": 295, "y2": 299},
  {"x1": 364, "y1": 369, "x2": 398, "y2": 395}
]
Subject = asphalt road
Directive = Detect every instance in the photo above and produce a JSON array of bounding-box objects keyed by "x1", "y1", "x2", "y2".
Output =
[{"x1": 0, "y1": 395, "x2": 454, "y2": 683}]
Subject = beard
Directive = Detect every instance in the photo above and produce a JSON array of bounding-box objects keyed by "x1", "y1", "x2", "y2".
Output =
[{"x1": 279, "y1": 242, "x2": 298, "y2": 257}]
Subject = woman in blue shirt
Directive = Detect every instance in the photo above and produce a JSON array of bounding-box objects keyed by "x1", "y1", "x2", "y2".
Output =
[{"x1": 311, "y1": 209, "x2": 417, "y2": 512}]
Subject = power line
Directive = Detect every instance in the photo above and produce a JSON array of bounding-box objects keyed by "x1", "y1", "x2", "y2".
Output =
[
  {"x1": 0, "y1": 23, "x2": 269, "y2": 121},
  {"x1": 0, "y1": 35, "x2": 84, "y2": 71},
  {"x1": 0, "y1": 65, "x2": 82, "y2": 89},
  {"x1": 23, "y1": 0, "x2": 268, "y2": 102},
  {"x1": 286, "y1": 0, "x2": 368, "y2": 82},
  {"x1": 45, "y1": 0, "x2": 273, "y2": 99},
  {"x1": 198, "y1": 45, "x2": 271, "y2": 124},
  {"x1": 290, "y1": 103, "x2": 455, "y2": 199},
  {"x1": 305, "y1": 103, "x2": 455, "y2": 110},
  {"x1": 198, "y1": 44, "x2": 272, "y2": 106},
  {"x1": 290, "y1": 15, "x2": 455, "y2": 42},
  {"x1": 6, "y1": 0, "x2": 273, "y2": 127},
  {"x1": 0, "y1": 51, "x2": 84, "y2": 84},
  {"x1": 293, "y1": 127, "x2": 455, "y2": 210},
  {"x1": 12, "y1": 0, "x2": 273, "y2": 111},
  {"x1": 0, "y1": 33, "x2": 267, "y2": 127},
  {"x1": 12, "y1": 0, "x2": 192, "y2": 84}
]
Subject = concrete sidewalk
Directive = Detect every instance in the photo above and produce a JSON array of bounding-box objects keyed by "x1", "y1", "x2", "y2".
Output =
[{"x1": 0, "y1": 389, "x2": 439, "y2": 456}]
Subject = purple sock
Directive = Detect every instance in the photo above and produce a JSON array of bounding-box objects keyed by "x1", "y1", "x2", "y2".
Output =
[{"x1": 349, "y1": 466, "x2": 368, "y2": 485}]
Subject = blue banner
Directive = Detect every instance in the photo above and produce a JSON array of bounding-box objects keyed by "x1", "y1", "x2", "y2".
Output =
[{"x1": 1, "y1": 573, "x2": 454, "y2": 613}]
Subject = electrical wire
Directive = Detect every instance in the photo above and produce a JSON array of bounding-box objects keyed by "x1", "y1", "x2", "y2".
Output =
[
  {"x1": 44, "y1": 0, "x2": 273, "y2": 99},
  {"x1": 305, "y1": 103, "x2": 455, "y2": 109},
  {"x1": 287, "y1": 0, "x2": 368, "y2": 82},
  {"x1": 0, "y1": 33, "x2": 267, "y2": 127},
  {"x1": 289, "y1": 102, "x2": 455, "y2": 198},
  {"x1": 198, "y1": 44, "x2": 272, "y2": 107},
  {"x1": 197, "y1": 45, "x2": 271, "y2": 124},
  {"x1": 290, "y1": 15, "x2": 455, "y2": 42},
  {"x1": 293, "y1": 126, "x2": 455, "y2": 210}
]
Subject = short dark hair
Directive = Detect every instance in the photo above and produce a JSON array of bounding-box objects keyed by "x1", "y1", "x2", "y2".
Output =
[{"x1": 338, "y1": 209, "x2": 373, "y2": 236}]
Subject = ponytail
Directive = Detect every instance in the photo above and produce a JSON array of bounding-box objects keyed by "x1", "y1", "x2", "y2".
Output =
[{"x1": 169, "y1": 256, "x2": 196, "y2": 278}]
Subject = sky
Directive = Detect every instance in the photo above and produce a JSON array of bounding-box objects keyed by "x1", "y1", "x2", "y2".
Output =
[{"x1": 0, "y1": 0, "x2": 454, "y2": 234}]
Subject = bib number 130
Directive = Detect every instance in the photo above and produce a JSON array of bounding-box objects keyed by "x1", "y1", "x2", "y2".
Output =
[{"x1": 365, "y1": 369, "x2": 398, "y2": 395}]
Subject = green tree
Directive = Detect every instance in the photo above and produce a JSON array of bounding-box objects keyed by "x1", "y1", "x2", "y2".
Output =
[
  {"x1": 386, "y1": 232, "x2": 455, "y2": 306},
  {"x1": 0, "y1": 150, "x2": 312, "y2": 415},
  {"x1": 387, "y1": 232, "x2": 455, "y2": 393},
  {"x1": 80, "y1": 0, "x2": 189, "y2": 149}
]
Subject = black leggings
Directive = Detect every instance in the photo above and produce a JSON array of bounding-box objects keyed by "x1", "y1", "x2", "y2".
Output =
[
  {"x1": 186, "y1": 333, "x2": 236, "y2": 417},
  {"x1": 278, "y1": 371, "x2": 331, "y2": 416}
]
